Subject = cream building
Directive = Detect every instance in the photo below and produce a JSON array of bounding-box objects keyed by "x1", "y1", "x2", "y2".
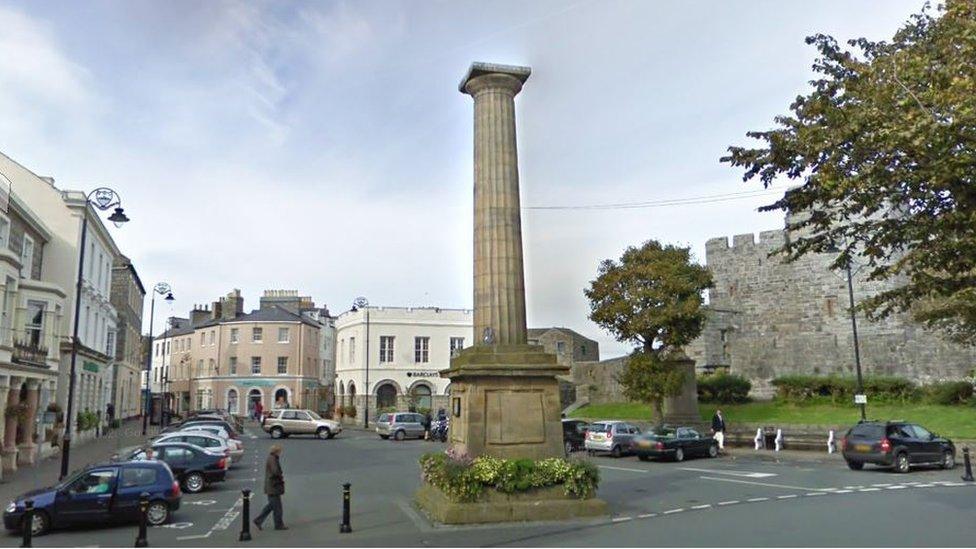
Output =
[
  {"x1": 109, "y1": 256, "x2": 145, "y2": 421},
  {"x1": 334, "y1": 307, "x2": 472, "y2": 422}
]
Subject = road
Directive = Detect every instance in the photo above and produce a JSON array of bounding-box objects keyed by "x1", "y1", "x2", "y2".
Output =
[{"x1": 1, "y1": 422, "x2": 973, "y2": 547}]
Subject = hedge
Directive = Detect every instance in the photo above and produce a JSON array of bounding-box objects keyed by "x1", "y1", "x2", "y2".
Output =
[
  {"x1": 697, "y1": 373, "x2": 751, "y2": 404},
  {"x1": 770, "y1": 375, "x2": 973, "y2": 405}
]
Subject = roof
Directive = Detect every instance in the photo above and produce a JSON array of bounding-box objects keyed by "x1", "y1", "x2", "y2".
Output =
[
  {"x1": 528, "y1": 327, "x2": 596, "y2": 343},
  {"x1": 217, "y1": 305, "x2": 320, "y2": 327}
]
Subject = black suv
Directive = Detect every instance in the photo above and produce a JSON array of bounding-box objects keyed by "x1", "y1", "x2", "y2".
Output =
[{"x1": 842, "y1": 421, "x2": 955, "y2": 473}]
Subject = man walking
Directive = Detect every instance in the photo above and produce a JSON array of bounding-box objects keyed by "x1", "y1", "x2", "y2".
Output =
[
  {"x1": 711, "y1": 409, "x2": 726, "y2": 453},
  {"x1": 254, "y1": 445, "x2": 287, "y2": 531}
]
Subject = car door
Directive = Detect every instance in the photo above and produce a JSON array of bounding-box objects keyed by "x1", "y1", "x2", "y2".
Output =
[
  {"x1": 158, "y1": 446, "x2": 191, "y2": 478},
  {"x1": 889, "y1": 424, "x2": 922, "y2": 462},
  {"x1": 907, "y1": 424, "x2": 940, "y2": 463},
  {"x1": 279, "y1": 410, "x2": 298, "y2": 433},
  {"x1": 685, "y1": 429, "x2": 707, "y2": 456},
  {"x1": 55, "y1": 468, "x2": 118, "y2": 524},
  {"x1": 294, "y1": 411, "x2": 315, "y2": 434},
  {"x1": 115, "y1": 467, "x2": 160, "y2": 520}
]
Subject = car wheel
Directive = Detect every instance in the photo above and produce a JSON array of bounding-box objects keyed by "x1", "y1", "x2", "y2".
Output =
[
  {"x1": 846, "y1": 460, "x2": 864, "y2": 470},
  {"x1": 942, "y1": 450, "x2": 955, "y2": 470},
  {"x1": 565, "y1": 441, "x2": 574, "y2": 455},
  {"x1": 270, "y1": 427, "x2": 283, "y2": 439},
  {"x1": 894, "y1": 452, "x2": 910, "y2": 474},
  {"x1": 638, "y1": 454, "x2": 650, "y2": 462},
  {"x1": 674, "y1": 448, "x2": 685, "y2": 462},
  {"x1": 327, "y1": 433, "x2": 337, "y2": 439},
  {"x1": 610, "y1": 445, "x2": 621, "y2": 458},
  {"x1": 24, "y1": 510, "x2": 49, "y2": 537},
  {"x1": 379, "y1": 434, "x2": 389, "y2": 440},
  {"x1": 183, "y1": 472, "x2": 205, "y2": 493},
  {"x1": 317, "y1": 427, "x2": 331, "y2": 440},
  {"x1": 394, "y1": 430, "x2": 406, "y2": 441},
  {"x1": 708, "y1": 444, "x2": 719, "y2": 458},
  {"x1": 146, "y1": 501, "x2": 170, "y2": 526}
]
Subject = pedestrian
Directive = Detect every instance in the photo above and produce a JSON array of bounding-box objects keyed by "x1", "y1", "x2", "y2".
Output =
[
  {"x1": 106, "y1": 403, "x2": 115, "y2": 426},
  {"x1": 422, "y1": 410, "x2": 432, "y2": 440},
  {"x1": 253, "y1": 445, "x2": 287, "y2": 531},
  {"x1": 711, "y1": 409, "x2": 726, "y2": 452},
  {"x1": 254, "y1": 400, "x2": 264, "y2": 422}
]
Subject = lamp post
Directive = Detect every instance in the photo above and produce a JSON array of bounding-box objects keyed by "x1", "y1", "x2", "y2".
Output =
[
  {"x1": 828, "y1": 244, "x2": 866, "y2": 422},
  {"x1": 142, "y1": 283, "x2": 174, "y2": 436},
  {"x1": 60, "y1": 188, "x2": 130, "y2": 481},
  {"x1": 351, "y1": 297, "x2": 369, "y2": 428}
]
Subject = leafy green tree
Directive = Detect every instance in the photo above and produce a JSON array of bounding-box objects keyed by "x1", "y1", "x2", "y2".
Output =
[
  {"x1": 722, "y1": 1, "x2": 976, "y2": 343},
  {"x1": 584, "y1": 240, "x2": 713, "y2": 422}
]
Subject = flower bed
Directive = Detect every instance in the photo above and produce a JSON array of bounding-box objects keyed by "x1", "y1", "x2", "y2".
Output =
[{"x1": 419, "y1": 448, "x2": 599, "y2": 503}]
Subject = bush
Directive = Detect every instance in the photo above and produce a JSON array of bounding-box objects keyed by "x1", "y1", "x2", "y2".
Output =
[
  {"x1": 771, "y1": 375, "x2": 920, "y2": 404},
  {"x1": 419, "y1": 451, "x2": 599, "y2": 502},
  {"x1": 926, "y1": 381, "x2": 974, "y2": 405},
  {"x1": 75, "y1": 411, "x2": 99, "y2": 431},
  {"x1": 376, "y1": 406, "x2": 398, "y2": 415},
  {"x1": 697, "y1": 373, "x2": 751, "y2": 404},
  {"x1": 340, "y1": 405, "x2": 357, "y2": 418}
]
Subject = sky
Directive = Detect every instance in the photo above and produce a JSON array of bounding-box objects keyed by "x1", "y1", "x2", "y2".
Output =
[{"x1": 0, "y1": 0, "x2": 926, "y2": 358}]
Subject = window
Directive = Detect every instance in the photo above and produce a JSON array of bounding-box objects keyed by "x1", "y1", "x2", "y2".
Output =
[
  {"x1": 909, "y1": 425, "x2": 933, "y2": 440},
  {"x1": 229, "y1": 357, "x2": 237, "y2": 375},
  {"x1": 230, "y1": 328, "x2": 239, "y2": 344},
  {"x1": 278, "y1": 327, "x2": 289, "y2": 343},
  {"x1": 277, "y1": 356, "x2": 288, "y2": 374},
  {"x1": 252, "y1": 327, "x2": 263, "y2": 343},
  {"x1": 165, "y1": 340, "x2": 170, "y2": 354},
  {"x1": 556, "y1": 341, "x2": 566, "y2": 352},
  {"x1": 209, "y1": 330, "x2": 215, "y2": 345},
  {"x1": 251, "y1": 357, "x2": 261, "y2": 375},
  {"x1": 349, "y1": 337, "x2": 355, "y2": 363},
  {"x1": 155, "y1": 342, "x2": 160, "y2": 357},
  {"x1": 121, "y1": 468, "x2": 157, "y2": 488},
  {"x1": 414, "y1": 336, "x2": 429, "y2": 363},
  {"x1": 106, "y1": 330, "x2": 116, "y2": 357},
  {"x1": 0, "y1": 215, "x2": 9, "y2": 250},
  {"x1": 380, "y1": 336, "x2": 394, "y2": 363},
  {"x1": 450, "y1": 337, "x2": 465, "y2": 354},
  {"x1": 25, "y1": 300, "x2": 45, "y2": 347},
  {"x1": 200, "y1": 332, "x2": 205, "y2": 345},
  {"x1": 68, "y1": 469, "x2": 118, "y2": 495},
  {"x1": 209, "y1": 358, "x2": 215, "y2": 374},
  {"x1": 339, "y1": 339, "x2": 345, "y2": 364}
]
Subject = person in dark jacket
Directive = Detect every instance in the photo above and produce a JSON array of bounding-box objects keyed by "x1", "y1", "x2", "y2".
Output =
[
  {"x1": 254, "y1": 445, "x2": 287, "y2": 531},
  {"x1": 422, "y1": 411, "x2": 432, "y2": 440},
  {"x1": 711, "y1": 409, "x2": 726, "y2": 452}
]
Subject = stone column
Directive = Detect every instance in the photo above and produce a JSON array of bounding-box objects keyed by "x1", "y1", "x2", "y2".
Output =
[
  {"x1": 17, "y1": 379, "x2": 39, "y2": 466},
  {"x1": 2, "y1": 376, "x2": 22, "y2": 472},
  {"x1": 461, "y1": 63, "x2": 532, "y2": 346},
  {"x1": 0, "y1": 375, "x2": 8, "y2": 480}
]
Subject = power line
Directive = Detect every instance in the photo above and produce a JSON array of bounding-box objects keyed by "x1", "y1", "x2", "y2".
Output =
[{"x1": 523, "y1": 188, "x2": 787, "y2": 211}]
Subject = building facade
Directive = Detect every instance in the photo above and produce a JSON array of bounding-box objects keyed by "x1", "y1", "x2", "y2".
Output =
[
  {"x1": 109, "y1": 256, "x2": 145, "y2": 421},
  {"x1": 334, "y1": 307, "x2": 472, "y2": 421},
  {"x1": 687, "y1": 215, "x2": 976, "y2": 396}
]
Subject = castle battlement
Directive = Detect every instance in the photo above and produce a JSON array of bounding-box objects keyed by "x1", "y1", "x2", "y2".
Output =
[{"x1": 705, "y1": 229, "x2": 788, "y2": 257}]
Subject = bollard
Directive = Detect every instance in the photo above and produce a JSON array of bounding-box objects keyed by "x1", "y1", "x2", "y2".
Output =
[
  {"x1": 134, "y1": 492, "x2": 149, "y2": 548},
  {"x1": 827, "y1": 430, "x2": 836, "y2": 454},
  {"x1": 754, "y1": 428, "x2": 763, "y2": 451},
  {"x1": 21, "y1": 500, "x2": 33, "y2": 548},
  {"x1": 774, "y1": 429, "x2": 783, "y2": 452},
  {"x1": 339, "y1": 483, "x2": 351, "y2": 533},
  {"x1": 239, "y1": 489, "x2": 252, "y2": 541},
  {"x1": 963, "y1": 447, "x2": 974, "y2": 482}
]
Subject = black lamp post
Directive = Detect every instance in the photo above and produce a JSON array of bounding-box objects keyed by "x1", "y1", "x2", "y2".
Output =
[
  {"x1": 142, "y1": 283, "x2": 174, "y2": 435},
  {"x1": 828, "y1": 244, "x2": 866, "y2": 422},
  {"x1": 351, "y1": 297, "x2": 370, "y2": 428},
  {"x1": 60, "y1": 188, "x2": 130, "y2": 480}
]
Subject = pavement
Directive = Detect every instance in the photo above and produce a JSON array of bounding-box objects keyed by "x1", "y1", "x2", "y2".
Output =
[{"x1": 0, "y1": 421, "x2": 973, "y2": 547}]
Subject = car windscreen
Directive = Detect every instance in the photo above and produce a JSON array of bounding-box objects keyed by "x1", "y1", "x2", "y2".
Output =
[
  {"x1": 378, "y1": 414, "x2": 390, "y2": 423},
  {"x1": 849, "y1": 424, "x2": 885, "y2": 438},
  {"x1": 307, "y1": 411, "x2": 321, "y2": 420},
  {"x1": 649, "y1": 427, "x2": 676, "y2": 437},
  {"x1": 589, "y1": 423, "x2": 611, "y2": 433}
]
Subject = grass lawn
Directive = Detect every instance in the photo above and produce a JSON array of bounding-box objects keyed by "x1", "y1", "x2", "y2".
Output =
[{"x1": 569, "y1": 401, "x2": 976, "y2": 440}]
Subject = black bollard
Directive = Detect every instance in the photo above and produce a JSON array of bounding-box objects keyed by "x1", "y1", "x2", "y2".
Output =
[
  {"x1": 134, "y1": 492, "x2": 149, "y2": 548},
  {"x1": 239, "y1": 489, "x2": 252, "y2": 541},
  {"x1": 339, "y1": 483, "x2": 351, "y2": 533},
  {"x1": 20, "y1": 500, "x2": 33, "y2": 548},
  {"x1": 963, "y1": 447, "x2": 974, "y2": 482}
]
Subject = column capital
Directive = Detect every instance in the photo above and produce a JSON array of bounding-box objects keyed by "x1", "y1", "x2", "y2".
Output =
[
  {"x1": 7, "y1": 376, "x2": 23, "y2": 390},
  {"x1": 459, "y1": 62, "x2": 530, "y2": 97},
  {"x1": 25, "y1": 379, "x2": 40, "y2": 390}
]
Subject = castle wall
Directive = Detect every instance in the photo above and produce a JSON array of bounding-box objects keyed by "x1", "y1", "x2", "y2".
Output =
[{"x1": 693, "y1": 228, "x2": 976, "y2": 397}]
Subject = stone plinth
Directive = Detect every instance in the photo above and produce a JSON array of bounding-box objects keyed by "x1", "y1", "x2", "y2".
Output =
[
  {"x1": 415, "y1": 484, "x2": 606, "y2": 525},
  {"x1": 442, "y1": 345, "x2": 568, "y2": 460},
  {"x1": 663, "y1": 356, "x2": 702, "y2": 425}
]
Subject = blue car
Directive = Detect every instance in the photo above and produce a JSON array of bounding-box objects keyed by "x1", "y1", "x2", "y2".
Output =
[{"x1": 3, "y1": 461, "x2": 181, "y2": 536}]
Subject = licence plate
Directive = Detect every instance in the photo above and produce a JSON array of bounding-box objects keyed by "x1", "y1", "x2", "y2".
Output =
[
  {"x1": 638, "y1": 440, "x2": 652, "y2": 448},
  {"x1": 593, "y1": 434, "x2": 605, "y2": 441},
  {"x1": 854, "y1": 444, "x2": 871, "y2": 452}
]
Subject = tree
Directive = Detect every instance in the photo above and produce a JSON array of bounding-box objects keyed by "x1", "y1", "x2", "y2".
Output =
[
  {"x1": 584, "y1": 240, "x2": 713, "y2": 422},
  {"x1": 722, "y1": 1, "x2": 976, "y2": 343}
]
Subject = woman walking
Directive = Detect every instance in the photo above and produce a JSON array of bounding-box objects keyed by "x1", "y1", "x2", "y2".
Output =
[{"x1": 254, "y1": 445, "x2": 287, "y2": 531}]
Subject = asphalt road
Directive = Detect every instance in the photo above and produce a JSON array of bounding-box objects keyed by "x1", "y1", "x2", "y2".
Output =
[{"x1": 2, "y1": 422, "x2": 974, "y2": 547}]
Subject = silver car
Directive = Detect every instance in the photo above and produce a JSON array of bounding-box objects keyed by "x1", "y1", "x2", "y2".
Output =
[
  {"x1": 375, "y1": 413, "x2": 426, "y2": 441},
  {"x1": 584, "y1": 421, "x2": 641, "y2": 457}
]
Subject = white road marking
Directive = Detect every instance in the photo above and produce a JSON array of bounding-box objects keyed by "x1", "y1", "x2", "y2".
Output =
[
  {"x1": 598, "y1": 465, "x2": 648, "y2": 473},
  {"x1": 611, "y1": 517, "x2": 633, "y2": 523},
  {"x1": 859, "y1": 488, "x2": 881, "y2": 492},
  {"x1": 680, "y1": 467, "x2": 776, "y2": 478},
  {"x1": 637, "y1": 513, "x2": 657, "y2": 518},
  {"x1": 691, "y1": 504, "x2": 712, "y2": 509},
  {"x1": 184, "y1": 500, "x2": 217, "y2": 506},
  {"x1": 176, "y1": 533, "x2": 211, "y2": 541},
  {"x1": 835, "y1": 489, "x2": 853, "y2": 493},
  {"x1": 871, "y1": 483, "x2": 892, "y2": 487},
  {"x1": 804, "y1": 492, "x2": 827, "y2": 497},
  {"x1": 915, "y1": 483, "x2": 935, "y2": 487},
  {"x1": 941, "y1": 482, "x2": 967, "y2": 486},
  {"x1": 717, "y1": 500, "x2": 739, "y2": 506},
  {"x1": 886, "y1": 485, "x2": 907, "y2": 490},
  {"x1": 663, "y1": 508, "x2": 685, "y2": 514},
  {"x1": 746, "y1": 497, "x2": 769, "y2": 502},
  {"x1": 777, "y1": 494, "x2": 798, "y2": 499},
  {"x1": 699, "y1": 476, "x2": 830, "y2": 492},
  {"x1": 156, "y1": 521, "x2": 194, "y2": 529},
  {"x1": 843, "y1": 485, "x2": 864, "y2": 489}
]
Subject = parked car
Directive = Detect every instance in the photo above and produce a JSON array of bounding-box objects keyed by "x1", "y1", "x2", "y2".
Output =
[
  {"x1": 3, "y1": 461, "x2": 180, "y2": 536},
  {"x1": 631, "y1": 426, "x2": 719, "y2": 462},
  {"x1": 842, "y1": 420, "x2": 955, "y2": 473},
  {"x1": 179, "y1": 425, "x2": 245, "y2": 461},
  {"x1": 153, "y1": 431, "x2": 243, "y2": 463},
  {"x1": 562, "y1": 419, "x2": 589, "y2": 454},
  {"x1": 262, "y1": 409, "x2": 341, "y2": 439},
  {"x1": 177, "y1": 418, "x2": 240, "y2": 438},
  {"x1": 114, "y1": 442, "x2": 228, "y2": 493},
  {"x1": 376, "y1": 413, "x2": 426, "y2": 441},
  {"x1": 584, "y1": 421, "x2": 641, "y2": 457}
]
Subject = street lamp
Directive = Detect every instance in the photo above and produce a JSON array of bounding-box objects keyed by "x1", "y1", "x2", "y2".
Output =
[
  {"x1": 828, "y1": 243, "x2": 866, "y2": 421},
  {"x1": 142, "y1": 283, "x2": 174, "y2": 436},
  {"x1": 60, "y1": 188, "x2": 130, "y2": 480},
  {"x1": 351, "y1": 297, "x2": 370, "y2": 428}
]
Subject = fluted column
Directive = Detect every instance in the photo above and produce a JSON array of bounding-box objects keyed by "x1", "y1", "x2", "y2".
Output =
[
  {"x1": 3, "y1": 376, "x2": 21, "y2": 472},
  {"x1": 17, "y1": 379, "x2": 39, "y2": 466},
  {"x1": 461, "y1": 63, "x2": 531, "y2": 346}
]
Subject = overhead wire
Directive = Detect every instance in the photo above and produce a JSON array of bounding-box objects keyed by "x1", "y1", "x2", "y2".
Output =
[{"x1": 523, "y1": 187, "x2": 787, "y2": 211}]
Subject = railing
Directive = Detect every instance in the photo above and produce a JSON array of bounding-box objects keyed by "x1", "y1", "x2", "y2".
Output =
[{"x1": 12, "y1": 338, "x2": 49, "y2": 367}]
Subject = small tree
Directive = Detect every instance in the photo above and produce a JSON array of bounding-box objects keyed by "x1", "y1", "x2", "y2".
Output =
[{"x1": 585, "y1": 239, "x2": 713, "y2": 423}]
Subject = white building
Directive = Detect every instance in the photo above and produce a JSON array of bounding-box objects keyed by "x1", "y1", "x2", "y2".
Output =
[{"x1": 334, "y1": 306, "x2": 472, "y2": 421}]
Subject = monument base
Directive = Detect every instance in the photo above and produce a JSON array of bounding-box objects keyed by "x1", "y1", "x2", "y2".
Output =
[
  {"x1": 415, "y1": 484, "x2": 607, "y2": 525},
  {"x1": 442, "y1": 345, "x2": 569, "y2": 460},
  {"x1": 662, "y1": 355, "x2": 702, "y2": 426}
]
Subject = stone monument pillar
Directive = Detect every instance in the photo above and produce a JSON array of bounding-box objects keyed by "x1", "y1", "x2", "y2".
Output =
[
  {"x1": 442, "y1": 63, "x2": 568, "y2": 460},
  {"x1": 662, "y1": 354, "x2": 702, "y2": 425}
]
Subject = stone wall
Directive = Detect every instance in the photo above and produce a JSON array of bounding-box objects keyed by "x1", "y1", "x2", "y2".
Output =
[{"x1": 687, "y1": 224, "x2": 976, "y2": 397}]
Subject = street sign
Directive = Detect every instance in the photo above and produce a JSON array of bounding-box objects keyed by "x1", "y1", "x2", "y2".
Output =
[{"x1": 854, "y1": 394, "x2": 867, "y2": 405}]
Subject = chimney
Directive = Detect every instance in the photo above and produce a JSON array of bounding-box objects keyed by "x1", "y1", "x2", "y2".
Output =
[
  {"x1": 211, "y1": 300, "x2": 223, "y2": 320},
  {"x1": 223, "y1": 289, "x2": 243, "y2": 320},
  {"x1": 190, "y1": 304, "x2": 209, "y2": 326}
]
